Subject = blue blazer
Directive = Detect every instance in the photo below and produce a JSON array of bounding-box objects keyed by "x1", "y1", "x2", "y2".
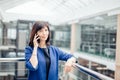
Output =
[{"x1": 25, "y1": 45, "x2": 73, "y2": 80}]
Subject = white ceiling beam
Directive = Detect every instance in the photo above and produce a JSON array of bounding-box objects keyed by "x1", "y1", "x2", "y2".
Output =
[{"x1": 0, "y1": 0, "x2": 31, "y2": 10}]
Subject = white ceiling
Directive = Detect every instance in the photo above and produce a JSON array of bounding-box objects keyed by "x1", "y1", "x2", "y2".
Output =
[{"x1": 0, "y1": 0, "x2": 120, "y2": 25}]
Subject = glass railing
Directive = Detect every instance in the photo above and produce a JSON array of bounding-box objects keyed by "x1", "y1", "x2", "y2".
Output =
[
  {"x1": 59, "y1": 62, "x2": 114, "y2": 80},
  {"x1": 0, "y1": 58, "x2": 114, "y2": 80},
  {"x1": 72, "y1": 63, "x2": 114, "y2": 80},
  {"x1": 0, "y1": 58, "x2": 27, "y2": 80}
]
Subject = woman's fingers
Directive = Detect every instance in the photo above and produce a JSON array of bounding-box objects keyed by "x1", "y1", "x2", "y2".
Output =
[
  {"x1": 64, "y1": 57, "x2": 76, "y2": 73},
  {"x1": 64, "y1": 66, "x2": 71, "y2": 72},
  {"x1": 33, "y1": 34, "x2": 40, "y2": 41},
  {"x1": 36, "y1": 36, "x2": 40, "y2": 40},
  {"x1": 34, "y1": 34, "x2": 39, "y2": 40},
  {"x1": 64, "y1": 62, "x2": 73, "y2": 73}
]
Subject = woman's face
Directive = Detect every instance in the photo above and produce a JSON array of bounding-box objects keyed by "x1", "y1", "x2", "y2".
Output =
[{"x1": 37, "y1": 26, "x2": 49, "y2": 42}]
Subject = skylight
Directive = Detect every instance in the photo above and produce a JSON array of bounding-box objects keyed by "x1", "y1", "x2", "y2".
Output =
[{"x1": 5, "y1": 1, "x2": 53, "y2": 16}]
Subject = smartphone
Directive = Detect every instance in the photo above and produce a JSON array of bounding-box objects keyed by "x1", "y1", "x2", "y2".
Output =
[
  {"x1": 36, "y1": 34, "x2": 40, "y2": 43},
  {"x1": 37, "y1": 38, "x2": 40, "y2": 43}
]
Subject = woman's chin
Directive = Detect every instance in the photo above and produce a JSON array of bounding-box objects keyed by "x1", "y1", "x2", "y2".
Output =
[{"x1": 41, "y1": 39, "x2": 47, "y2": 42}]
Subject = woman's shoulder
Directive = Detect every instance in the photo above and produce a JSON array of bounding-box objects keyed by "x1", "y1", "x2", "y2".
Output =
[{"x1": 25, "y1": 46, "x2": 33, "y2": 50}]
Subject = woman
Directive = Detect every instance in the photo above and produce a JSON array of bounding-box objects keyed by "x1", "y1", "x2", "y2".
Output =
[{"x1": 25, "y1": 21, "x2": 76, "y2": 80}]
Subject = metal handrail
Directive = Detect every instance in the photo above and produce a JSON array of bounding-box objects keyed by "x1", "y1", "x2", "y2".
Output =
[
  {"x1": 73, "y1": 63, "x2": 114, "y2": 80},
  {"x1": 0, "y1": 58, "x2": 25, "y2": 62},
  {"x1": 0, "y1": 58, "x2": 114, "y2": 80}
]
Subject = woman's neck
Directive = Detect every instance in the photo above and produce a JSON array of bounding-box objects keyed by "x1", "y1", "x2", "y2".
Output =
[{"x1": 39, "y1": 42, "x2": 46, "y2": 48}]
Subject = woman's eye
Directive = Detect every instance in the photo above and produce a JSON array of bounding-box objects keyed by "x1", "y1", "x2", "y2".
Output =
[{"x1": 45, "y1": 29, "x2": 48, "y2": 31}]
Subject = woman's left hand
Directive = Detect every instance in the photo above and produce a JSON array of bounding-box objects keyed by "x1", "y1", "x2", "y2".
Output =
[{"x1": 64, "y1": 57, "x2": 76, "y2": 73}]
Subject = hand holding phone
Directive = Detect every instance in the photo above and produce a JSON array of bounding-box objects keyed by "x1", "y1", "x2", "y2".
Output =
[{"x1": 33, "y1": 34, "x2": 40, "y2": 47}]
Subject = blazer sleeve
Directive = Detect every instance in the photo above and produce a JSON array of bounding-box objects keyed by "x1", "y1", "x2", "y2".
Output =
[
  {"x1": 54, "y1": 47, "x2": 73, "y2": 61},
  {"x1": 25, "y1": 46, "x2": 38, "y2": 71}
]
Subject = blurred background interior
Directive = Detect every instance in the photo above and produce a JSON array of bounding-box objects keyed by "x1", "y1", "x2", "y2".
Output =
[{"x1": 0, "y1": 0, "x2": 120, "y2": 80}]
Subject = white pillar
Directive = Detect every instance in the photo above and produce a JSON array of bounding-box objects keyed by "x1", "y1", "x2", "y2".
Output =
[
  {"x1": 70, "y1": 23, "x2": 81, "y2": 53},
  {"x1": 115, "y1": 14, "x2": 120, "y2": 80}
]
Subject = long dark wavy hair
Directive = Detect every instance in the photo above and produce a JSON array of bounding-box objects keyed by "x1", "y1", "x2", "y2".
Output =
[{"x1": 29, "y1": 21, "x2": 50, "y2": 47}]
